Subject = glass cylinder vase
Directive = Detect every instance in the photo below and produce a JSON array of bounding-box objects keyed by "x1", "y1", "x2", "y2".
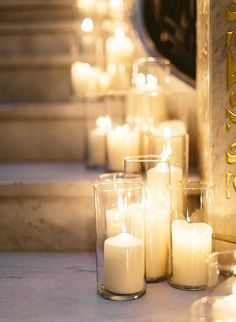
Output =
[
  {"x1": 94, "y1": 181, "x2": 146, "y2": 300},
  {"x1": 168, "y1": 181, "x2": 215, "y2": 290},
  {"x1": 124, "y1": 155, "x2": 171, "y2": 282}
]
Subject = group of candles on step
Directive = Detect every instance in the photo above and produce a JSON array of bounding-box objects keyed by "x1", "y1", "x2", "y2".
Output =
[
  {"x1": 72, "y1": 0, "x2": 136, "y2": 96},
  {"x1": 94, "y1": 151, "x2": 214, "y2": 298},
  {"x1": 94, "y1": 166, "x2": 236, "y2": 321},
  {"x1": 88, "y1": 117, "x2": 187, "y2": 171}
]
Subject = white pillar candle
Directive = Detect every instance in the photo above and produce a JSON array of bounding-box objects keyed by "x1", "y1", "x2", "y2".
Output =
[
  {"x1": 88, "y1": 116, "x2": 111, "y2": 167},
  {"x1": 104, "y1": 232, "x2": 145, "y2": 294},
  {"x1": 107, "y1": 125, "x2": 140, "y2": 171},
  {"x1": 211, "y1": 294, "x2": 236, "y2": 322},
  {"x1": 145, "y1": 205, "x2": 170, "y2": 280},
  {"x1": 105, "y1": 27, "x2": 135, "y2": 66},
  {"x1": 146, "y1": 162, "x2": 183, "y2": 204},
  {"x1": 71, "y1": 62, "x2": 99, "y2": 97},
  {"x1": 172, "y1": 219, "x2": 213, "y2": 287}
]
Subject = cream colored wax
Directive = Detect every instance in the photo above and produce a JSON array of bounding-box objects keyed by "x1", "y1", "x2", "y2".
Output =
[
  {"x1": 172, "y1": 219, "x2": 213, "y2": 287},
  {"x1": 104, "y1": 233, "x2": 145, "y2": 294}
]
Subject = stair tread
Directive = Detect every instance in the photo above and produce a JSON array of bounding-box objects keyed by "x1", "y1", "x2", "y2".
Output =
[{"x1": 0, "y1": 162, "x2": 101, "y2": 184}]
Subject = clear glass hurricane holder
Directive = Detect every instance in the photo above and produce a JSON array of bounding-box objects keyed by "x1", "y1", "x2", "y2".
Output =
[
  {"x1": 168, "y1": 181, "x2": 215, "y2": 291},
  {"x1": 124, "y1": 155, "x2": 171, "y2": 283},
  {"x1": 94, "y1": 181, "x2": 146, "y2": 301}
]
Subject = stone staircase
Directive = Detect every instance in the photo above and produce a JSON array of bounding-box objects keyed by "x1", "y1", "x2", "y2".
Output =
[{"x1": 0, "y1": 0, "x2": 100, "y2": 251}]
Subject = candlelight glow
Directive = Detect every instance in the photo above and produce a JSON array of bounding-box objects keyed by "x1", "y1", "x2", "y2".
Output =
[
  {"x1": 96, "y1": 116, "x2": 112, "y2": 129},
  {"x1": 161, "y1": 142, "x2": 172, "y2": 161},
  {"x1": 81, "y1": 17, "x2": 94, "y2": 33},
  {"x1": 114, "y1": 27, "x2": 125, "y2": 38}
]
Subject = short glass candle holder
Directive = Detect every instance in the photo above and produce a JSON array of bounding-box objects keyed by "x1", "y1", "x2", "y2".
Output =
[
  {"x1": 190, "y1": 295, "x2": 236, "y2": 322},
  {"x1": 124, "y1": 155, "x2": 171, "y2": 282},
  {"x1": 168, "y1": 181, "x2": 215, "y2": 291},
  {"x1": 146, "y1": 129, "x2": 189, "y2": 179},
  {"x1": 94, "y1": 181, "x2": 146, "y2": 301},
  {"x1": 207, "y1": 250, "x2": 236, "y2": 296}
]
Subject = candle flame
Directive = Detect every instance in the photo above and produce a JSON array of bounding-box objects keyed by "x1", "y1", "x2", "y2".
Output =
[
  {"x1": 162, "y1": 126, "x2": 172, "y2": 137},
  {"x1": 121, "y1": 223, "x2": 127, "y2": 233},
  {"x1": 96, "y1": 116, "x2": 112, "y2": 129},
  {"x1": 161, "y1": 142, "x2": 172, "y2": 161},
  {"x1": 114, "y1": 27, "x2": 125, "y2": 38},
  {"x1": 81, "y1": 18, "x2": 94, "y2": 33},
  {"x1": 146, "y1": 73, "x2": 158, "y2": 90}
]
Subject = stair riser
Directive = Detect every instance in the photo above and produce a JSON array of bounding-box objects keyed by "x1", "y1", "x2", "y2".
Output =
[
  {"x1": 0, "y1": 66, "x2": 72, "y2": 102},
  {"x1": 0, "y1": 119, "x2": 86, "y2": 161},
  {"x1": 0, "y1": 194, "x2": 95, "y2": 251},
  {"x1": 0, "y1": 33, "x2": 75, "y2": 57}
]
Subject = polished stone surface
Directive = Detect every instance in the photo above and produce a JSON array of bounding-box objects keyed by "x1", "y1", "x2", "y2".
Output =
[{"x1": 0, "y1": 252, "x2": 207, "y2": 322}]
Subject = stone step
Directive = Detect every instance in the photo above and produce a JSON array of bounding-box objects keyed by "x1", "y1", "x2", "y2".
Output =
[
  {"x1": 0, "y1": 99, "x2": 124, "y2": 161},
  {"x1": 0, "y1": 162, "x2": 101, "y2": 251},
  {"x1": 0, "y1": 21, "x2": 77, "y2": 58},
  {"x1": 0, "y1": 55, "x2": 73, "y2": 102},
  {"x1": 0, "y1": 0, "x2": 77, "y2": 23}
]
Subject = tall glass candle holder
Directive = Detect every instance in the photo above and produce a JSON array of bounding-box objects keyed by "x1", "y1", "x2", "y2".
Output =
[
  {"x1": 168, "y1": 181, "x2": 215, "y2": 290},
  {"x1": 207, "y1": 250, "x2": 236, "y2": 296},
  {"x1": 94, "y1": 181, "x2": 146, "y2": 301},
  {"x1": 124, "y1": 155, "x2": 171, "y2": 282},
  {"x1": 146, "y1": 127, "x2": 189, "y2": 179}
]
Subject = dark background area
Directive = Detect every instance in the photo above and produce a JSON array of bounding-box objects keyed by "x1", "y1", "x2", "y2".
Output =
[{"x1": 141, "y1": 0, "x2": 196, "y2": 82}]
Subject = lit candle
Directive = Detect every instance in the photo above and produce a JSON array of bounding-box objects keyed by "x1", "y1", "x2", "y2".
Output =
[
  {"x1": 172, "y1": 219, "x2": 213, "y2": 287},
  {"x1": 107, "y1": 125, "x2": 140, "y2": 171},
  {"x1": 105, "y1": 28, "x2": 135, "y2": 66},
  {"x1": 211, "y1": 293, "x2": 236, "y2": 322},
  {"x1": 71, "y1": 62, "x2": 99, "y2": 97},
  {"x1": 104, "y1": 232, "x2": 145, "y2": 294},
  {"x1": 88, "y1": 116, "x2": 111, "y2": 167}
]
